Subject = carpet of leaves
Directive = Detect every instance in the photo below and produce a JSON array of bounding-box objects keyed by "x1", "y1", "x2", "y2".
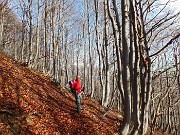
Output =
[{"x1": 0, "y1": 54, "x2": 122, "y2": 135}]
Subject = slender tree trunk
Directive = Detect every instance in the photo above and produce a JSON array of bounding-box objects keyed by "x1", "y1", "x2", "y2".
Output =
[
  {"x1": 110, "y1": 0, "x2": 124, "y2": 106},
  {"x1": 120, "y1": 0, "x2": 131, "y2": 134},
  {"x1": 133, "y1": 1, "x2": 152, "y2": 134},
  {"x1": 27, "y1": 0, "x2": 33, "y2": 66},
  {"x1": 83, "y1": 10, "x2": 87, "y2": 91},
  {"x1": 52, "y1": 1, "x2": 56, "y2": 80},
  {"x1": 64, "y1": 28, "x2": 69, "y2": 83},
  {"x1": 130, "y1": 1, "x2": 140, "y2": 134},
  {"x1": 43, "y1": 0, "x2": 48, "y2": 72},
  {"x1": 34, "y1": 0, "x2": 40, "y2": 69},
  {"x1": 91, "y1": 0, "x2": 99, "y2": 98},
  {"x1": 86, "y1": 0, "x2": 93, "y2": 96},
  {"x1": 20, "y1": 8, "x2": 26, "y2": 63},
  {"x1": 0, "y1": 5, "x2": 4, "y2": 50}
]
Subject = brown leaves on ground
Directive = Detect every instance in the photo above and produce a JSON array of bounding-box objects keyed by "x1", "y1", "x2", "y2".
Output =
[{"x1": 0, "y1": 54, "x2": 122, "y2": 135}]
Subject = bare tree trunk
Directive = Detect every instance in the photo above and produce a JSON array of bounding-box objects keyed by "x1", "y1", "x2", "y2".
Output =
[
  {"x1": 107, "y1": 0, "x2": 124, "y2": 111},
  {"x1": 83, "y1": 4, "x2": 87, "y2": 91},
  {"x1": 0, "y1": 5, "x2": 4, "y2": 50},
  {"x1": 34, "y1": 0, "x2": 40, "y2": 69},
  {"x1": 94, "y1": 0, "x2": 103, "y2": 101},
  {"x1": 101, "y1": 0, "x2": 110, "y2": 107},
  {"x1": 64, "y1": 28, "x2": 69, "y2": 83},
  {"x1": 120, "y1": 0, "x2": 131, "y2": 134},
  {"x1": 0, "y1": 0, "x2": 8, "y2": 51},
  {"x1": 20, "y1": 5, "x2": 26, "y2": 63},
  {"x1": 52, "y1": 1, "x2": 57, "y2": 80},
  {"x1": 56, "y1": 1, "x2": 62, "y2": 82},
  {"x1": 86, "y1": 0, "x2": 93, "y2": 96},
  {"x1": 129, "y1": 1, "x2": 140, "y2": 134},
  {"x1": 43, "y1": 0, "x2": 48, "y2": 72},
  {"x1": 27, "y1": 0, "x2": 33, "y2": 66},
  {"x1": 91, "y1": 0, "x2": 99, "y2": 98}
]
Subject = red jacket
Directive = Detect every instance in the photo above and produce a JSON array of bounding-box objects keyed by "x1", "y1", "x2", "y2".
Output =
[{"x1": 71, "y1": 79, "x2": 83, "y2": 94}]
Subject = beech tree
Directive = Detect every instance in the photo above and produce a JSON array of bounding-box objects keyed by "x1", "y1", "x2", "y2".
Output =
[{"x1": 106, "y1": 0, "x2": 179, "y2": 134}]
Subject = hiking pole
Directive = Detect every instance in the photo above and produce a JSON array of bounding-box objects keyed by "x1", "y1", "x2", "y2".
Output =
[
  {"x1": 83, "y1": 93, "x2": 86, "y2": 112},
  {"x1": 82, "y1": 87, "x2": 86, "y2": 112}
]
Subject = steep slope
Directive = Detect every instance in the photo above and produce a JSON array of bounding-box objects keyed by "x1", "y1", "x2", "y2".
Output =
[{"x1": 0, "y1": 54, "x2": 122, "y2": 135}]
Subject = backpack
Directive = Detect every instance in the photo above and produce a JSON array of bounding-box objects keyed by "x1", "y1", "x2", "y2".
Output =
[
  {"x1": 68, "y1": 81, "x2": 72, "y2": 88},
  {"x1": 68, "y1": 81, "x2": 76, "y2": 95}
]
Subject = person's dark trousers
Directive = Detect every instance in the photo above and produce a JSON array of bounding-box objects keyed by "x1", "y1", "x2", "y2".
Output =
[{"x1": 75, "y1": 94, "x2": 82, "y2": 113}]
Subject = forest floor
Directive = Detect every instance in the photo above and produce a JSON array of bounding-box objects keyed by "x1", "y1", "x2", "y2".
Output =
[{"x1": 0, "y1": 53, "x2": 170, "y2": 135}]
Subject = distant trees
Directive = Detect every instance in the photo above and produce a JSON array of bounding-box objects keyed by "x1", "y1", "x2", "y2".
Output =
[
  {"x1": 0, "y1": 0, "x2": 8, "y2": 51},
  {"x1": 0, "y1": 0, "x2": 22, "y2": 58},
  {"x1": 10, "y1": 0, "x2": 79, "y2": 84},
  {"x1": 150, "y1": 34, "x2": 180, "y2": 134},
  {"x1": 0, "y1": 1, "x2": 5, "y2": 50},
  {"x1": 0, "y1": 0, "x2": 179, "y2": 134}
]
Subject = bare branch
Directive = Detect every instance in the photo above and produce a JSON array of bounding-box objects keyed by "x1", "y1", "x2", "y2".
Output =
[
  {"x1": 152, "y1": 62, "x2": 180, "y2": 80},
  {"x1": 0, "y1": 0, "x2": 8, "y2": 11},
  {"x1": 150, "y1": 33, "x2": 180, "y2": 57}
]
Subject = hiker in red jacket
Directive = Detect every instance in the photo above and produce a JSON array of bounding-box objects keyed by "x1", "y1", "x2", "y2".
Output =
[{"x1": 71, "y1": 75, "x2": 84, "y2": 114}]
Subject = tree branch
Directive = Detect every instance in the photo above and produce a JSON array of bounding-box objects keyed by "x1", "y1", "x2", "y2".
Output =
[
  {"x1": 152, "y1": 62, "x2": 180, "y2": 80},
  {"x1": 150, "y1": 33, "x2": 180, "y2": 57}
]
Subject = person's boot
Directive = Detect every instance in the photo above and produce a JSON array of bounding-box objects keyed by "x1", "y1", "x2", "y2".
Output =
[{"x1": 77, "y1": 109, "x2": 81, "y2": 114}]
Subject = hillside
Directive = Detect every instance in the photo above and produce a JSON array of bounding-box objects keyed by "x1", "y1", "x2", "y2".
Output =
[
  {"x1": 0, "y1": 54, "x2": 171, "y2": 135},
  {"x1": 0, "y1": 53, "x2": 122, "y2": 135}
]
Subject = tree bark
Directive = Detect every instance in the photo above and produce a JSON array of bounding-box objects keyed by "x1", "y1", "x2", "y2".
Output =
[{"x1": 120, "y1": 0, "x2": 131, "y2": 134}]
